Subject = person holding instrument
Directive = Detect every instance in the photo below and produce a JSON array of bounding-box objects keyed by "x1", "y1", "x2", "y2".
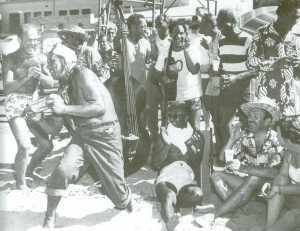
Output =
[
  {"x1": 113, "y1": 12, "x2": 152, "y2": 176},
  {"x1": 2, "y1": 23, "x2": 54, "y2": 190}
]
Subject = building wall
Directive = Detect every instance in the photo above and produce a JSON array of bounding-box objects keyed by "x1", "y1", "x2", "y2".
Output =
[{"x1": 0, "y1": 0, "x2": 188, "y2": 34}]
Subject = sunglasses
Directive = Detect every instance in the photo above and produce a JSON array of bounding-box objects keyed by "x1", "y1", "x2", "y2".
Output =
[{"x1": 168, "y1": 113, "x2": 186, "y2": 120}]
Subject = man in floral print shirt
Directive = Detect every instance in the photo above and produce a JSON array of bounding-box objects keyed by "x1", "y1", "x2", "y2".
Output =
[
  {"x1": 195, "y1": 98, "x2": 283, "y2": 226},
  {"x1": 247, "y1": 0, "x2": 300, "y2": 115},
  {"x1": 58, "y1": 25, "x2": 109, "y2": 83}
]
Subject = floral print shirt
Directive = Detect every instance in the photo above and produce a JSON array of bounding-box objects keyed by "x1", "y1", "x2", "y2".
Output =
[
  {"x1": 247, "y1": 23, "x2": 300, "y2": 115},
  {"x1": 233, "y1": 129, "x2": 282, "y2": 168},
  {"x1": 76, "y1": 44, "x2": 110, "y2": 83}
]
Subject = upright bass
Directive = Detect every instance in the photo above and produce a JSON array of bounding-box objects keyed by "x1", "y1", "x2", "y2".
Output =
[{"x1": 109, "y1": 0, "x2": 150, "y2": 177}]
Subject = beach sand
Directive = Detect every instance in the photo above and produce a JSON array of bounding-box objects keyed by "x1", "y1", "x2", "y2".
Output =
[{"x1": 0, "y1": 135, "x2": 270, "y2": 231}]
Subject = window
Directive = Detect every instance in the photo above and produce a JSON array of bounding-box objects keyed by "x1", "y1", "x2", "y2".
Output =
[
  {"x1": 44, "y1": 11, "x2": 52, "y2": 17},
  {"x1": 59, "y1": 10, "x2": 67, "y2": 16},
  {"x1": 82, "y1": 9, "x2": 91, "y2": 15},
  {"x1": 24, "y1": 12, "x2": 31, "y2": 23},
  {"x1": 34, "y1": 12, "x2": 42, "y2": 17},
  {"x1": 70, "y1": 9, "x2": 79, "y2": 15}
]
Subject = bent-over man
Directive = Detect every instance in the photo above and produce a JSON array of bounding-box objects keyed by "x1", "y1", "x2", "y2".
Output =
[{"x1": 35, "y1": 44, "x2": 135, "y2": 229}]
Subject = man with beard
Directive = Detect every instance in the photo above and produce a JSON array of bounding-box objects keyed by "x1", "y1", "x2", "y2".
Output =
[
  {"x1": 2, "y1": 23, "x2": 54, "y2": 190},
  {"x1": 195, "y1": 98, "x2": 283, "y2": 227},
  {"x1": 35, "y1": 44, "x2": 136, "y2": 229}
]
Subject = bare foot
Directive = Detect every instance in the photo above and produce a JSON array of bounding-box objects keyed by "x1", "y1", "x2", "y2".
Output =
[
  {"x1": 167, "y1": 213, "x2": 181, "y2": 231},
  {"x1": 126, "y1": 198, "x2": 141, "y2": 213}
]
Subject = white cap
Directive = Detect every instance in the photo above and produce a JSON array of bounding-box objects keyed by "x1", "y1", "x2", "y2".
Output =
[{"x1": 50, "y1": 43, "x2": 77, "y2": 63}]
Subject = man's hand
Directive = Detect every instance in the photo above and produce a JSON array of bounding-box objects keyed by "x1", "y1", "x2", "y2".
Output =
[
  {"x1": 27, "y1": 66, "x2": 42, "y2": 79},
  {"x1": 225, "y1": 159, "x2": 241, "y2": 171},
  {"x1": 149, "y1": 28, "x2": 158, "y2": 43},
  {"x1": 46, "y1": 94, "x2": 67, "y2": 115},
  {"x1": 291, "y1": 55, "x2": 300, "y2": 68},
  {"x1": 116, "y1": 26, "x2": 128, "y2": 39},
  {"x1": 272, "y1": 57, "x2": 293, "y2": 69},
  {"x1": 28, "y1": 112, "x2": 44, "y2": 122},
  {"x1": 230, "y1": 123, "x2": 242, "y2": 141},
  {"x1": 267, "y1": 185, "x2": 280, "y2": 199},
  {"x1": 221, "y1": 74, "x2": 238, "y2": 89}
]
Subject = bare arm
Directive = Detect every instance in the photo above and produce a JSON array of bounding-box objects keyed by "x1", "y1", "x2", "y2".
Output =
[
  {"x1": 38, "y1": 54, "x2": 54, "y2": 88},
  {"x1": 184, "y1": 48, "x2": 200, "y2": 75},
  {"x1": 48, "y1": 69, "x2": 106, "y2": 118}
]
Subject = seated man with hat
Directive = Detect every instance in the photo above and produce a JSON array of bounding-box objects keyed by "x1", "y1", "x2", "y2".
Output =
[{"x1": 195, "y1": 97, "x2": 284, "y2": 226}]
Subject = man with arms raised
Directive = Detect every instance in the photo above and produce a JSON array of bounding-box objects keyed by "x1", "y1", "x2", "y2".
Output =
[
  {"x1": 2, "y1": 23, "x2": 54, "y2": 190},
  {"x1": 34, "y1": 44, "x2": 135, "y2": 229}
]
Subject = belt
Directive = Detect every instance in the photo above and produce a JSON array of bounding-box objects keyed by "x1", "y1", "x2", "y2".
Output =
[{"x1": 76, "y1": 119, "x2": 119, "y2": 130}]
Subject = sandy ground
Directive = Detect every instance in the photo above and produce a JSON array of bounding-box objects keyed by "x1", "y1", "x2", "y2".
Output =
[{"x1": 0, "y1": 132, "x2": 273, "y2": 231}]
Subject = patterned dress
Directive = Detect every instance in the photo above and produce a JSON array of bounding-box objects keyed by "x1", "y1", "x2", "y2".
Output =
[{"x1": 247, "y1": 23, "x2": 300, "y2": 115}]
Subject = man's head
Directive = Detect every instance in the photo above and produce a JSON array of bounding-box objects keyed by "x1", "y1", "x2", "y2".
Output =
[
  {"x1": 200, "y1": 13, "x2": 218, "y2": 36},
  {"x1": 47, "y1": 44, "x2": 77, "y2": 80},
  {"x1": 275, "y1": 116, "x2": 300, "y2": 146},
  {"x1": 190, "y1": 15, "x2": 202, "y2": 31},
  {"x1": 17, "y1": 24, "x2": 40, "y2": 56},
  {"x1": 58, "y1": 25, "x2": 88, "y2": 50},
  {"x1": 241, "y1": 98, "x2": 279, "y2": 134},
  {"x1": 167, "y1": 101, "x2": 189, "y2": 129},
  {"x1": 127, "y1": 13, "x2": 147, "y2": 39},
  {"x1": 170, "y1": 22, "x2": 189, "y2": 49},
  {"x1": 217, "y1": 8, "x2": 240, "y2": 37},
  {"x1": 155, "y1": 14, "x2": 170, "y2": 40},
  {"x1": 276, "y1": 0, "x2": 300, "y2": 32},
  {"x1": 98, "y1": 33, "x2": 110, "y2": 51},
  {"x1": 107, "y1": 27, "x2": 116, "y2": 42}
]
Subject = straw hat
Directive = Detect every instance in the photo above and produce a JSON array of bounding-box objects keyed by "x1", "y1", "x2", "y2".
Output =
[
  {"x1": 240, "y1": 97, "x2": 280, "y2": 123},
  {"x1": 58, "y1": 25, "x2": 88, "y2": 42}
]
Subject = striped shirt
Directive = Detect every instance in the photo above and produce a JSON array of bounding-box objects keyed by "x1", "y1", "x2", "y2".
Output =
[{"x1": 219, "y1": 31, "x2": 252, "y2": 74}]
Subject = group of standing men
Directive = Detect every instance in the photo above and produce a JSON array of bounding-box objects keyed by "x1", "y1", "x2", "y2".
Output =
[{"x1": 2, "y1": 0, "x2": 300, "y2": 230}]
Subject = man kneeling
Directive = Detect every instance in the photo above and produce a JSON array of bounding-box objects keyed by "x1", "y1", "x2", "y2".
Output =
[{"x1": 151, "y1": 101, "x2": 205, "y2": 230}]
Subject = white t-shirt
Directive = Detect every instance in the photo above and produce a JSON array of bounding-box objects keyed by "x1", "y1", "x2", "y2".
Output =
[
  {"x1": 172, "y1": 45, "x2": 202, "y2": 101},
  {"x1": 155, "y1": 35, "x2": 172, "y2": 71},
  {"x1": 167, "y1": 123, "x2": 193, "y2": 154},
  {"x1": 126, "y1": 37, "x2": 151, "y2": 88}
]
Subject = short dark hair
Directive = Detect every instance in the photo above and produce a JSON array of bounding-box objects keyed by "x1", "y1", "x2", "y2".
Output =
[
  {"x1": 155, "y1": 14, "x2": 170, "y2": 25},
  {"x1": 263, "y1": 110, "x2": 273, "y2": 122},
  {"x1": 275, "y1": 116, "x2": 300, "y2": 145},
  {"x1": 98, "y1": 33, "x2": 107, "y2": 40},
  {"x1": 217, "y1": 8, "x2": 239, "y2": 25},
  {"x1": 169, "y1": 21, "x2": 189, "y2": 34},
  {"x1": 202, "y1": 13, "x2": 217, "y2": 27},
  {"x1": 276, "y1": 0, "x2": 300, "y2": 15},
  {"x1": 127, "y1": 13, "x2": 145, "y2": 30},
  {"x1": 167, "y1": 101, "x2": 189, "y2": 114},
  {"x1": 17, "y1": 23, "x2": 38, "y2": 39}
]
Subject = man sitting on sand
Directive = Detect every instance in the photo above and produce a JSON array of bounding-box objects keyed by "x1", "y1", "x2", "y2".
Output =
[
  {"x1": 151, "y1": 101, "x2": 205, "y2": 230},
  {"x1": 195, "y1": 98, "x2": 283, "y2": 227}
]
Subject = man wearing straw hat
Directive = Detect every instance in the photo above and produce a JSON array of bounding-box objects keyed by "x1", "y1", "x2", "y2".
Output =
[
  {"x1": 195, "y1": 97, "x2": 283, "y2": 226},
  {"x1": 32, "y1": 44, "x2": 137, "y2": 229},
  {"x1": 58, "y1": 25, "x2": 109, "y2": 83}
]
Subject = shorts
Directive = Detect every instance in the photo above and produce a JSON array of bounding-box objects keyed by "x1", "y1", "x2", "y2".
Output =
[
  {"x1": 156, "y1": 161, "x2": 197, "y2": 194},
  {"x1": 185, "y1": 97, "x2": 202, "y2": 111},
  {"x1": 4, "y1": 93, "x2": 36, "y2": 121}
]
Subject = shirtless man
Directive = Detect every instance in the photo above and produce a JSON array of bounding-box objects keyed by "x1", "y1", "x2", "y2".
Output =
[
  {"x1": 34, "y1": 44, "x2": 135, "y2": 229},
  {"x1": 2, "y1": 23, "x2": 54, "y2": 190}
]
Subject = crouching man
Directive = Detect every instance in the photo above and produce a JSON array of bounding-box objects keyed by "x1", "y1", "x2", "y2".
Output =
[
  {"x1": 151, "y1": 101, "x2": 205, "y2": 230},
  {"x1": 33, "y1": 44, "x2": 136, "y2": 229}
]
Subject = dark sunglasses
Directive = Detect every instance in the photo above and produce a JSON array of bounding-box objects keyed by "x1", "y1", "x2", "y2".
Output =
[{"x1": 168, "y1": 113, "x2": 186, "y2": 120}]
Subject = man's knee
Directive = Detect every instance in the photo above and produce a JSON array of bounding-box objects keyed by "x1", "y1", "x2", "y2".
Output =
[
  {"x1": 189, "y1": 187, "x2": 203, "y2": 202},
  {"x1": 40, "y1": 141, "x2": 54, "y2": 154},
  {"x1": 211, "y1": 171, "x2": 226, "y2": 186},
  {"x1": 17, "y1": 139, "x2": 31, "y2": 154},
  {"x1": 246, "y1": 175, "x2": 265, "y2": 187},
  {"x1": 162, "y1": 190, "x2": 177, "y2": 205},
  {"x1": 273, "y1": 174, "x2": 290, "y2": 185}
]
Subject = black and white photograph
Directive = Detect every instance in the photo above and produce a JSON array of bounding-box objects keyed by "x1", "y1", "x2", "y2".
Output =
[{"x1": 0, "y1": 0, "x2": 300, "y2": 230}]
